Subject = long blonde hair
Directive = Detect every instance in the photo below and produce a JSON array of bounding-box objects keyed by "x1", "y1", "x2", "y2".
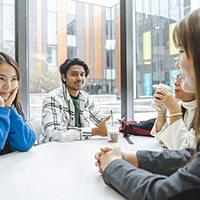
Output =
[
  {"x1": 0, "y1": 52, "x2": 25, "y2": 120},
  {"x1": 173, "y1": 8, "x2": 200, "y2": 143}
]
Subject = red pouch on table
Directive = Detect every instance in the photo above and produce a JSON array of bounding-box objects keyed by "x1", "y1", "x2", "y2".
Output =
[{"x1": 120, "y1": 118, "x2": 156, "y2": 144}]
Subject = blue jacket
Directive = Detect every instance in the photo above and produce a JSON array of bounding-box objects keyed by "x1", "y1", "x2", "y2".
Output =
[{"x1": 0, "y1": 107, "x2": 35, "y2": 155}]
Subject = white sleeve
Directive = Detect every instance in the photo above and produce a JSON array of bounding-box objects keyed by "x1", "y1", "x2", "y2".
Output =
[
  {"x1": 88, "y1": 96, "x2": 105, "y2": 125},
  {"x1": 158, "y1": 118, "x2": 196, "y2": 150},
  {"x1": 150, "y1": 118, "x2": 169, "y2": 143}
]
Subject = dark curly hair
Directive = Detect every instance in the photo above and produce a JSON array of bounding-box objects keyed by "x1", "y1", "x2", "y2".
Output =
[{"x1": 59, "y1": 57, "x2": 90, "y2": 83}]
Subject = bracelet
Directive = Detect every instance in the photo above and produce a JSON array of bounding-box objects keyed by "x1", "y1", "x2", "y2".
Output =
[
  {"x1": 8, "y1": 104, "x2": 15, "y2": 111},
  {"x1": 169, "y1": 113, "x2": 182, "y2": 117}
]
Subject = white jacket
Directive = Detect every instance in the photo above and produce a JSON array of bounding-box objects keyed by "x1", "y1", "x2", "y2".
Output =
[
  {"x1": 39, "y1": 83, "x2": 105, "y2": 144},
  {"x1": 150, "y1": 100, "x2": 197, "y2": 150}
]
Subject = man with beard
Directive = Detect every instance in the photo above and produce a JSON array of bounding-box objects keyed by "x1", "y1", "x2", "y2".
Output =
[{"x1": 39, "y1": 57, "x2": 110, "y2": 144}]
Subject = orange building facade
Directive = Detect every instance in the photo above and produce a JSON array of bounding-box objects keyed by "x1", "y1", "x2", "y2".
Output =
[{"x1": 29, "y1": 0, "x2": 121, "y2": 96}]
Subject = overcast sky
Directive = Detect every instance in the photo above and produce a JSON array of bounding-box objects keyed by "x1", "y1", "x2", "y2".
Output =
[{"x1": 76, "y1": 0, "x2": 120, "y2": 7}]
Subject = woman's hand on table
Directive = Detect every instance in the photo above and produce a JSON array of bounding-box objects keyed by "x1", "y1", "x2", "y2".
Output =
[
  {"x1": 95, "y1": 146, "x2": 122, "y2": 173},
  {"x1": 95, "y1": 147, "x2": 113, "y2": 173},
  {"x1": 95, "y1": 146, "x2": 139, "y2": 173}
]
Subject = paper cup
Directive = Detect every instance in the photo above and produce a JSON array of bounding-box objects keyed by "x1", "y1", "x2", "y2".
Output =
[{"x1": 151, "y1": 83, "x2": 172, "y2": 110}]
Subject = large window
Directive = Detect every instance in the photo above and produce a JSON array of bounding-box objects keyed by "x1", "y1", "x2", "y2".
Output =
[
  {"x1": 28, "y1": 0, "x2": 121, "y2": 120},
  {"x1": 133, "y1": 0, "x2": 200, "y2": 120},
  {"x1": 0, "y1": 0, "x2": 15, "y2": 57},
  {"x1": 3, "y1": 0, "x2": 198, "y2": 121}
]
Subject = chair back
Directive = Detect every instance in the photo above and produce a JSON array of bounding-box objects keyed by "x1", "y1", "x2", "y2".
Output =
[{"x1": 27, "y1": 118, "x2": 42, "y2": 144}]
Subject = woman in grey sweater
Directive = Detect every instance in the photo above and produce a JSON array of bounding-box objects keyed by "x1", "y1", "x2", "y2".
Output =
[{"x1": 95, "y1": 8, "x2": 200, "y2": 200}]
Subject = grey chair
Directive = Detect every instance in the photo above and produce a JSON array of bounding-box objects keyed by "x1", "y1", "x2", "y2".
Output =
[{"x1": 27, "y1": 118, "x2": 42, "y2": 144}]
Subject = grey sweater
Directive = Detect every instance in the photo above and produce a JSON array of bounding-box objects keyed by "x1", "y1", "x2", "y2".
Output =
[{"x1": 102, "y1": 139, "x2": 200, "y2": 200}]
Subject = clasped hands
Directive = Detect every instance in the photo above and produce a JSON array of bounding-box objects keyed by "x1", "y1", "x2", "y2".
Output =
[{"x1": 95, "y1": 146, "x2": 122, "y2": 173}]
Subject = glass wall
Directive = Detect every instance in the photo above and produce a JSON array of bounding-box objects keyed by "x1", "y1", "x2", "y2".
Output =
[
  {"x1": 28, "y1": 0, "x2": 121, "y2": 119},
  {"x1": 134, "y1": 0, "x2": 199, "y2": 100},
  {"x1": 0, "y1": 0, "x2": 15, "y2": 57},
  {"x1": 1, "y1": 0, "x2": 200, "y2": 121},
  {"x1": 133, "y1": 0, "x2": 200, "y2": 120}
]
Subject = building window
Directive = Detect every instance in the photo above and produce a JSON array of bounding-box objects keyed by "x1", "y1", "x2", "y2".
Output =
[
  {"x1": 67, "y1": 14, "x2": 76, "y2": 35},
  {"x1": 2, "y1": 2, "x2": 15, "y2": 57},
  {"x1": 67, "y1": 46, "x2": 76, "y2": 58}
]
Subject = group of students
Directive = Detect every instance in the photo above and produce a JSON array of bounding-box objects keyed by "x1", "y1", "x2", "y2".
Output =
[
  {"x1": 0, "y1": 55, "x2": 111, "y2": 155},
  {"x1": 1, "y1": 8, "x2": 200, "y2": 200}
]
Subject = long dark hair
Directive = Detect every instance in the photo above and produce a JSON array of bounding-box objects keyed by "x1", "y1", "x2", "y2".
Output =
[{"x1": 0, "y1": 52, "x2": 25, "y2": 120}]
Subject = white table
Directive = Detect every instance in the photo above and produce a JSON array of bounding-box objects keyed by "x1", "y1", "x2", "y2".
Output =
[{"x1": 0, "y1": 134, "x2": 162, "y2": 200}]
